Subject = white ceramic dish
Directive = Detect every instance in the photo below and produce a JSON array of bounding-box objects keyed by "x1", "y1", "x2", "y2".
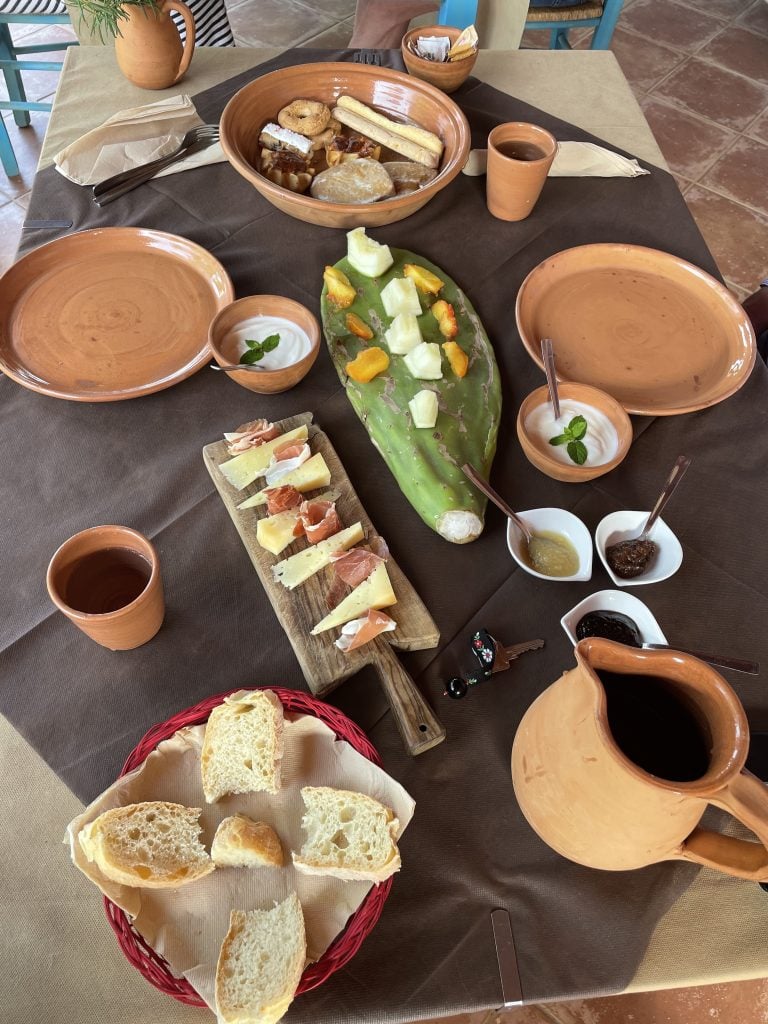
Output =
[
  {"x1": 560, "y1": 589, "x2": 668, "y2": 647},
  {"x1": 506, "y1": 508, "x2": 593, "y2": 583},
  {"x1": 595, "y1": 510, "x2": 683, "y2": 587}
]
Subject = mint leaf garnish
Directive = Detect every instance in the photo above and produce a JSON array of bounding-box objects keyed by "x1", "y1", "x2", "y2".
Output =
[
  {"x1": 567, "y1": 440, "x2": 588, "y2": 465},
  {"x1": 241, "y1": 334, "x2": 281, "y2": 364},
  {"x1": 549, "y1": 415, "x2": 590, "y2": 464}
]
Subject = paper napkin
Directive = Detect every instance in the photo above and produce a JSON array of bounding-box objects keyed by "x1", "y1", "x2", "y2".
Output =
[
  {"x1": 462, "y1": 141, "x2": 651, "y2": 177},
  {"x1": 54, "y1": 94, "x2": 225, "y2": 186}
]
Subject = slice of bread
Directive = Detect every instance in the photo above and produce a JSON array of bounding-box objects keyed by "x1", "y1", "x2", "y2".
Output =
[
  {"x1": 215, "y1": 894, "x2": 306, "y2": 1024},
  {"x1": 78, "y1": 801, "x2": 215, "y2": 889},
  {"x1": 202, "y1": 690, "x2": 284, "y2": 803},
  {"x1": 292, "y1": 786, "x2": 401, "y2": 882},
  {"x1": 310, "y1": 159, "x2": 395, "y2": 204},
  {"x1": 211, "y1": 815, "x2": 284, "y2": 869}
]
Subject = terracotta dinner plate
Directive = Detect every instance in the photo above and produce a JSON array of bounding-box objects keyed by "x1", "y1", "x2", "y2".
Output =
[
  {"x1": 0, "y1": 227, "x2": 234, "y2": 401},
  {"x1": 515, "y1": 244, "x2": 756, "y2": 416}
]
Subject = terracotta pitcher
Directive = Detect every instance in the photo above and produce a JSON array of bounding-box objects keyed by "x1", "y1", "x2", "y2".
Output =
[
  {"x1": 512, "y1": 637, "x2": 768, "y2": 880},
  {"x1": 115, "y1": 0, "x2": 196, "y2": 90}
]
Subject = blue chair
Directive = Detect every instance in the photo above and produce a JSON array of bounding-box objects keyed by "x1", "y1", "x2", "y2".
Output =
[
  {"x1": 0, "y1": 0, "x2": 77, "y2": 176},
  {"x1": 524, "y1": 0, "x2": 624, "y2": 49},
  {"x1": 436, "y1": 0, "x2": 623, "y2": 49}
]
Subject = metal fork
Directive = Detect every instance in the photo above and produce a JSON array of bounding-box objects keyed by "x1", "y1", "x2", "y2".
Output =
[
  {"x1": 352, "y1": 49, "x2": 382, "y2": 65},
  {"x1": 92, "y1": 124, "x2": 220, "y2": 206}
]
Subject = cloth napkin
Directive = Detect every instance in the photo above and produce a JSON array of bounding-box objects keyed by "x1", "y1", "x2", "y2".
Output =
[
  {"x1": 54, "y1": 94, "x2": 225, "y2": 186},
  {"x1": 462, "y1": 141, "x2": 651, "y2": 177}
]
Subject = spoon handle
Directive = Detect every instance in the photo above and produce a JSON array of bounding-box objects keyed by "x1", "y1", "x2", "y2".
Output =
[
  {"x1": 462, "y1": 463, "x2": 533, "y2": 543},
  {"x1": 210, "y1": 363, "x2": 265, "y2": 373},
  {"x1": 643, "y1": 644, "x2": 759, "y2": 676},
  {"x1": 540, "y1": 338, "x2": 560, "y2": 422},
  {"x1": 641, "y1": 454, "x2": 691, "y2": 538}
]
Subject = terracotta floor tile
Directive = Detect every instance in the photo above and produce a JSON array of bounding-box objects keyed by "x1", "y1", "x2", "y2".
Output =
[
  {"x1": 226, "y1": 0, "x2": 334, "y2": 47},
  {"x1": 650, "y1": 57, "x2": 768, "y2": 133},
  {"x1": 519, "y1": 28, "x2": 554, "y2": 49},
  {"x1": 541, "y1": 977, "x2": 768, "y2": 1024},
  {"x1": 672, "y1": 173, "x2": 694, "y2": 194},
  {"x1": 299, "y1": 15, "x2": 354, "y2": 48},
  {"x1": 610, "y1": 27, "x2": 687, "y2": 93},
  {"x1": 725, "y1": 279, "x2": 751, "y2": 304},
  {"x1": 698, "y1": 25, "x2": 768, "y2": 87},
  {"x1": 619, "y1": 0, "x2": 724, "y2": 53},
  {"x1": 747, "y1": 106, "x2": 768, "y2": 144},
  {"x1": 0, "y1": 110, "x2": 48, "y2": 198},
  {"x1": 700, "y1": 135, "x2": 768, "y2": 214},
  {"x1": 738, "y1": 0, "x2": 768, "y2": 37},
  {"x1": 295, "y1": 0, "x2": 355, "y2": 20},
  {"x1": 0, "y1": 54, "x2": 68, "y2": 106},
  {"x1": 638, "y1": 96, "x2": 737, "y2": 180},
  {"x1": 684, "y1": 183, "x2": 768, "y2": 293},
  {"x1": 666, "y1": 0, "x2": 753, "y2": 19}
]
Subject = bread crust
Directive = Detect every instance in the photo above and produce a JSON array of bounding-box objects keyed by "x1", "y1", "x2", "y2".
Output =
[
  {"x1": 212, "y1": 815, "x2": 284, "y2": 868},
  {"x1": 335, "y1": 95, "x2": 444, "y2": 157},
  {"x1": 332, "y1": 106, "x2": 440, "y2": 169}
]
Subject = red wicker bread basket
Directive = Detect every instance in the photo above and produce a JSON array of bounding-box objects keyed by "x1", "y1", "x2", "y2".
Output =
[{"x1": 104, "y1": 686, "x2": 393, "y2": 1007}]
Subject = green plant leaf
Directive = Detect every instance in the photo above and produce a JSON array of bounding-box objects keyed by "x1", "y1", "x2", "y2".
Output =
[
  {"x1": 549, "y1": 433, "x2": 569, "y2": 446},
  {"x1": 240, "y1": 348, "x2": 264, "y2": 365},
  {"x1": 567, "y1": 415, "x2": 588, "y2": 440},
  {"x1": 567, "y1": 440, "x2": 588, "y2": 465},
  {"x1": 244, "y1": 337, "x2": 260, "y2": 349},
  {"x1": 261, "y1": 334, "x2": 281, "y2": 353}
]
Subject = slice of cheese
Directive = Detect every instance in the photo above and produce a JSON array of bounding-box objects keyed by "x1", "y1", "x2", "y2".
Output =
[
  {"x1": 311, "y1": 562, "x2": 396, "y2": 634},
  {"x1": 256, "y1": 511, "x2": 299, "y2": 556},
  {"x1": 237, "y1": 454, "x2": 331, "y2": 510},
  {"x1": 219, "y1": 425, "x2": 309, "y2": 490},
  {"x1": 255, "y1": 490, "x2": 339, "y2": 556},
  {"x1": 272, "y1": 523, "x2": 364, "y2": 590}
]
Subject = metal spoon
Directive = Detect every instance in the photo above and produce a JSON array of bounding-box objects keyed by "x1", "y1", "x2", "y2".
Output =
[
  {"x1": 462, "y1": 463, "x2": 533, "y2": 543},
  {"x1": 541, "y1": 337, "x2": 560, "y2": 422},
  {"x1": 605, "y1": 455, "x2": 691, "y2": 578},
  {"x1": 210, "y1": 363, "x2": 266, "y2": 373}
]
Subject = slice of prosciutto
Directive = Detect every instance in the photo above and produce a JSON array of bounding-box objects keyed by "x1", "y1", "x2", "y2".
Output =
[
  {"x1": 335, "y1": 610, "x2": 397, "y2": 653},
  {"x1": 329, "y1": 547, "x2": 384, "y2": 588},
  {"x1": 264, "y1": 485, "x2": 303, "y2": 516},
  {"x1": 298, "y1": 499, "x2": 341, "y2": 545},
  {"x1": 264, "y1": 442, "x2": 311, "y2": 487},
  {"x1": 224, "y1": 420, "x2": 280, "y2": 454}
]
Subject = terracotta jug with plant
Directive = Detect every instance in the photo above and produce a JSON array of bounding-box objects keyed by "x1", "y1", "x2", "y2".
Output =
[
  {"x1": 512, "y1": 637, "x2": 768, "y2": 881},
  {"x1": 69, "y1": 0, "x2": 196, "y2": 89}
]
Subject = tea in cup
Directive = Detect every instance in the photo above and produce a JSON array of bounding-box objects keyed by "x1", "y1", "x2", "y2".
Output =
[
  {"x1": 486, "y1": 122, "x2": 557, "y2": 222},
  {"x1": 47, "y1": 525, "x2": 164, "y2": 650}
]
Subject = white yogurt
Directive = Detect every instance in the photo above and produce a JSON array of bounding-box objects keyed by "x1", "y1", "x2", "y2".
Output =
[
  {"x1": 226, "y1": 315, "x2": 312, "y2": 370},
  {"x1": 525, "y1": 398, "x2": 620, "y2": 466}
]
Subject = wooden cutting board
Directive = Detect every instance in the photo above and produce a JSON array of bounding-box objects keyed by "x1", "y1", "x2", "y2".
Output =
[{"x1": 203, "y1": 411, "x2": 445, "y2": 756}]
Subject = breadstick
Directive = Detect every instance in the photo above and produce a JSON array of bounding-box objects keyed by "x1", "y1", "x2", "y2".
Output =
[
  {"x1": 336, "y1": 94, "x2": 444, "y2": 158},
  {"x1": 332, "y1": 106, "x2": 440, "y2": 169}
]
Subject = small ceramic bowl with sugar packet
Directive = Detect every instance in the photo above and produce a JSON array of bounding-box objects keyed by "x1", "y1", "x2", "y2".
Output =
[
  {"x1": 506, "y1": 507, "x2": 593, "y2": 582},
  {"x1": 560, "y1": 589, "x2": 668, "y2": 647},
  {"x1": 595, "y1": 510, "x2": 683, "y2": 587}
]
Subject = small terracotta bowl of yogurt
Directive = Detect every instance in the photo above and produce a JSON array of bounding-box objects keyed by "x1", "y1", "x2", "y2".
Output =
[
  {"x1": 209, "y1": 295, "x2": 320, "y2": 394},
  {"x1": 516, "y1": 381, "x2": 632, "y2": 483}
]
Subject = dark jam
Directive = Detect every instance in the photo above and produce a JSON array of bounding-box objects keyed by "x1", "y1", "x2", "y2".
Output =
[
  {"x1": 605, "y1": 538, "x2": 657, "y2": 579},
  {"x1": 597, "y1": 670, "x2": 711, "y2": 782},
  {"x1": 576, "y1": 610, "x2": 642, "y2": 646}
]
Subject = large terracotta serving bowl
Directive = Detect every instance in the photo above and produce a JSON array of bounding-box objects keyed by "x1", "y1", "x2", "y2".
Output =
[
  {"x1": 219, "y1": 62, "x2": 471, "y2": 229},
  {"x1": 515, "y1": 243, "x2": 756, "y2": 416}
]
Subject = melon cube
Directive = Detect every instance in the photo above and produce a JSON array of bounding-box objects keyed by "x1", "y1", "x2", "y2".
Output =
[
  {"x1": 380, "y1": 277, "x2": 421, "y2": 318},
  {"x1": 384, "y1": 313, "x2": 423, "y2": 355},
  {"x1": 403, "y1": 342, "x2": 443, "y2": 380}
]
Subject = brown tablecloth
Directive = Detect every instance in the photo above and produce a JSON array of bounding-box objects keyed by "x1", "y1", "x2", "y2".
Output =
[{"x1": 5, "y1": 48, "x2": 768, "y2": 1018}]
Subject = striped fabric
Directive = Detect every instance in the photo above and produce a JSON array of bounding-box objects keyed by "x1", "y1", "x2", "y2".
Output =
[
  {"x1": 172, "y1": 0, "x2": 234, "y2": 47},
  {"x1": 0, "y1": 0, "x2": 68, "y2": 13}
]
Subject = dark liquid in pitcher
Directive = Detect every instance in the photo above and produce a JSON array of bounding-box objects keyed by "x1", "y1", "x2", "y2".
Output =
[
  {"x1": 63, "y1": 547, "x2": 151, "y2": 614},
  {"x1": 597, "y1": 670, "x2": 711, "y2": 782},
  {"x1": 496, "y1": 141, "x2": 547, "y2": 161}
]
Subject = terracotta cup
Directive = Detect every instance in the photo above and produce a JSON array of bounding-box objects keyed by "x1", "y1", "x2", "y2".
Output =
[
  {"x1": 486, "y1": 122, "x2": 557, "y2": 222},
  {"x1": 47, "y1": 525, "x2": 164, "y2": 651}
]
